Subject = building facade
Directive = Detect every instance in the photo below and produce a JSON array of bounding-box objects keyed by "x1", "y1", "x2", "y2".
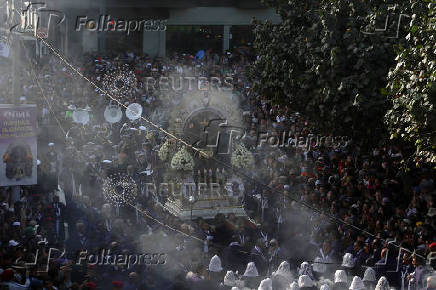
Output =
[{"x1": 45, "y1": 0, "x2": 281, "y2": 57}]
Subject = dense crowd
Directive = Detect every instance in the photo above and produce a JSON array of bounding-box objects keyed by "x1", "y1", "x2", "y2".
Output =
[{"x1": 0, "y1": 44, "x2": 435, "y2": 290}]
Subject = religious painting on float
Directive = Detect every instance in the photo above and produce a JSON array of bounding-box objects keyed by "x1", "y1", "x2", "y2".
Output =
[{"x1": 159, "y1": 80, "x2": 249, "y2": 219}]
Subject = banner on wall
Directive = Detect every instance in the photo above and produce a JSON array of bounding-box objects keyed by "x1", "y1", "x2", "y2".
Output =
[{"x1": 0, "y1": 104, "x2": 37, "y2": 186}]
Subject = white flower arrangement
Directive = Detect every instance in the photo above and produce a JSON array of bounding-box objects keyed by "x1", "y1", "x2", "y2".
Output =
[
  {"x1": 231, "y1": 143, "x2": 255, "y2": 169},
  {"x1": 199, "y1": 149, "x2": 214, "y2": 159},
  {"x1": 158, "y1": 140, "x2": 171, "y2": 161},
  {"x1": 171, "y1": 147, "x2": 195, "y2": 171}
]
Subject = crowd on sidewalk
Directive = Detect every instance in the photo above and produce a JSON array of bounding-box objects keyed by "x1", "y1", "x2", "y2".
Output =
[{"x1": 0, "y1": 47, "x2": 435, "y2": 290}]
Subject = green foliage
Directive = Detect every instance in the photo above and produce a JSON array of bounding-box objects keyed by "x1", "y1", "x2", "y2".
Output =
[
  {"x1": 248, "y1": 0, "x2": 403, "y2": 142},
  {"x1": 385, "y1": 1, "x2": 436, "y2": 163}
]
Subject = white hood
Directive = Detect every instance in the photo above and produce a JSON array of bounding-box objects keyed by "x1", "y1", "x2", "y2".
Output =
[
  {"x1": 243, "y1": 262, "x2": 259, "y2": 277},
  {"x1": 362, "y1": 267, "x2": 376, "y2": 282},
  {"x1": 375, "y1": 276, "x2": 389, "y2": 290},
  {"x1": 334, "y1": 270, "x2": 348, "y2": 284},
  {"x1": 224, "y1": 270, "x2": 236, "y2": 286},
  {"x1": 341, "y1": 253, "x2": 355, "y2": 268},
  {"x1": 349, "y1": 276, "x2": 365, "y2": 290},
  {"x1": 298, "y1": 275, "x2": 314, "y2": 288},
  {"x1": 208, "y1": 255, "x2": 223, "y2": 272},
  {"x1": 258, "y1": 278, "x2": 273, "y2": 290}
]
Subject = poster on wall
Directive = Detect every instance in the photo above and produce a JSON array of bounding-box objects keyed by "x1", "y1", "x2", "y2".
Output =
[{"x1": 0, "y1": 104, "x2": 37, "y2": 186}]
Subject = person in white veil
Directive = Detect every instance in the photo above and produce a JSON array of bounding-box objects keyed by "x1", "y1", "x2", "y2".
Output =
[
  {"x1": 208, "y1": 255, "x2": 224, "y2": 284},
  {"x1": 341, "y1": 253, "x2": 355, "y2": 276},
  {"x1": 298, "y1": 275, "x2": 316, "y2": 290},
  {"x1": 312, "y1": 257, "x2": 327, "y2": 280},
  {"x1": 243, "y1": 262, "x2": 261, "y2": 289},
  {"x1": 271, "y1": 261, "x2": 294, "y2": 290},
  {"x1": 289, "y1": 281, "x2": 300, "y2": 290},
  {"x1": 375, "y1": 276, "x2": 389, "y2": 290},
  {"x1": 258, "y1": 278, "x2": 273, "y2": 290},
  {"x1": 224, "y1": 270, "x2": 238, "y2": 289},
  {"x1": 333, "y1": 270, "x2": 348, "y2": 290},
  {"x1": 349, "y1": 276, "x2": 365, "y2": 290},
  {"x1": 362, "y1": 267, "x2": 376, "y2": 290},
  {"x1": 222, "y1": 270, "x2": 246, "y2": 290},
  {"x1": 299, "y1": 262, "x2": 315, "y2": 281}
]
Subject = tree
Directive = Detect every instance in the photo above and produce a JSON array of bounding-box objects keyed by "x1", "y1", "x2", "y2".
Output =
[
  {"x1": 248, "y1": 0, "x2": 401, "y2": 143},
  {"x1": 385, "y1": 0, "x2": 436, "y2": 164}
]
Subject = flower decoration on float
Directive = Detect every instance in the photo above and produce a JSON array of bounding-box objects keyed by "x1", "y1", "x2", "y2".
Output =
[
  {"x1": 231, "y1": 143, "x2": 254, "y2": 169},
  {"x1": 171, "y1": 146, "x2": 195, "y2": 171},
  {"x1": 158, "y1": 140, "x2": 171, "y2": 161}
]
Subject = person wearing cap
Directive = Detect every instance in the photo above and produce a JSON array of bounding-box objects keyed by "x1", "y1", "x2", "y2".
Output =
[
  {"x1": 83, "y1": 281, "x2": 97, "y2": 289},
  {"x1": 333, "y1": 270, "x2": 348, "y2": 290},
  {"x1": 9, "y1": 240, "x2": 20, "y2": 247},
  {"x1": 428, "y1": 243, "x2": 436, "y2": 270},
  {"x1": 362, "y1": 267, "x2": 376, "y2": 290},
  {"x1": 112, "y1": 280, "x2": 123, "y2": 290},
  {"x1": 1, "y1": 268, "x2": 30, "y2": 289}
]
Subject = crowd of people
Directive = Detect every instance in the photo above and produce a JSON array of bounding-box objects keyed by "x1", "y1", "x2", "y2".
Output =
[{"x1": 0, "y1": 43, "x2": 435, "y2": 290}]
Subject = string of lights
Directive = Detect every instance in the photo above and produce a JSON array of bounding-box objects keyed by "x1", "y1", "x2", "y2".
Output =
[{"x1": 14, "y1": 6, "x2": 426, "y2": 260}]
